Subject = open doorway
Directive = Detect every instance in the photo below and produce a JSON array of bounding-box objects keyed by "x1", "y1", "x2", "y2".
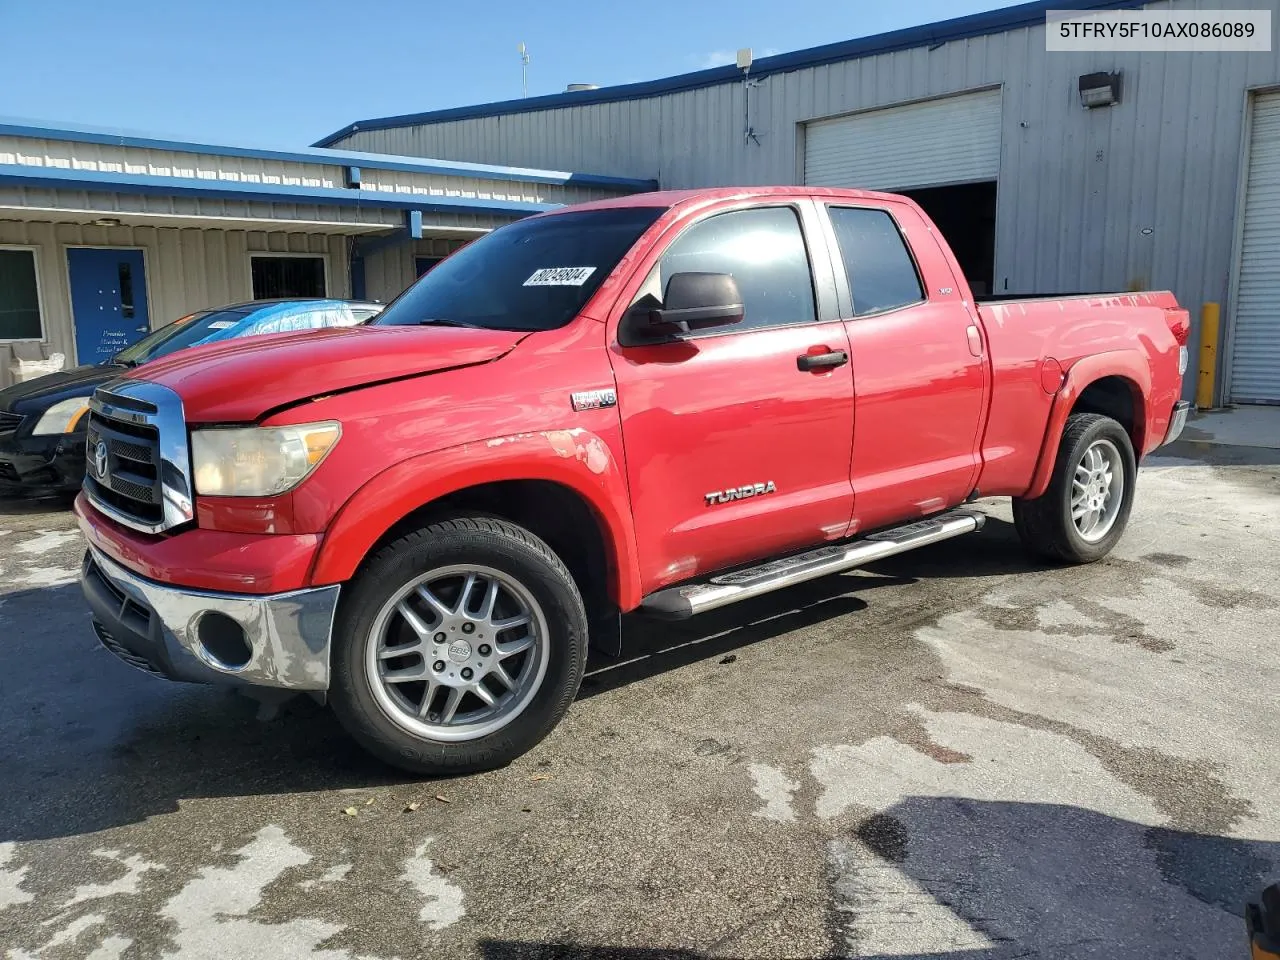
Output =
[{"x1": 897, "y1": 181, "x2": 996, "y2": 297}]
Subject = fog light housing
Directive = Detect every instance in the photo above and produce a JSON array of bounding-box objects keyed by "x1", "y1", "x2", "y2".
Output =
[{"x1": 195, "y1": 611, "x2": 252, "y2": 669}]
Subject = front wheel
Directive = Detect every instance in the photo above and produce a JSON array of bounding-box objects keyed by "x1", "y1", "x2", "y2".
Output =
[
  {"x1": 1012, "y1": 412, "x2": 1137, "y2": 564},
  {"x1": 329, "y1": 516, "x2": 588, "y2": 775}
]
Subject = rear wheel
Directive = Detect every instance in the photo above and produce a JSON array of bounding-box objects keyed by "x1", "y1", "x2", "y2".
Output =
[
  {"x1": 329, "y1": 516, "x2": 587, "y2": 775},
  {"x1": 1012, "y1": 413, "x2": 1136, "y2": 564}
]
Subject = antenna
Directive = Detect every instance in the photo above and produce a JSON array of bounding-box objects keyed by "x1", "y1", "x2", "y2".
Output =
[{"x1": 518, "y1": 42, "x2": 530, "y2": 98}]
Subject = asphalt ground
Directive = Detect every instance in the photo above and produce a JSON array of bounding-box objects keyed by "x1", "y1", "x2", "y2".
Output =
[{"x1": 1, "y1": 441, "x2": 1277, "y2": 959}]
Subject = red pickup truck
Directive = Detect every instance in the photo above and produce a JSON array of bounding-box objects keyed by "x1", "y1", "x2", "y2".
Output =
[{"x1": 76, "y1": 187, "x2": 1190, "y2": 774}]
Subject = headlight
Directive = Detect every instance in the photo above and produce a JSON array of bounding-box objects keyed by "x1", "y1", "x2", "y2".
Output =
[
  {"x1": 191, "y1": 422, "x2": 341, "y2": 497},
  {"x1": 31, "y1": 397, "x2": 90, "y2": 435}
]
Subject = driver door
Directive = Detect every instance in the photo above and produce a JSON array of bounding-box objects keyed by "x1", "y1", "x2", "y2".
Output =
[{"x1": 609, "y1": 200, "x2": 855, "y2": 594}]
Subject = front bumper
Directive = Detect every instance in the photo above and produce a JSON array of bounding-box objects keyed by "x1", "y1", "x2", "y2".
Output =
[
  {"x1": 81, "y1": 546, "x2": 339, "y2": 690},
  {"x1": 1162, "y1": 400, "x2": 1192, "y2": 446},
  {"x1": 0, "y1": 431, "x2": 85, "y2": 497}
]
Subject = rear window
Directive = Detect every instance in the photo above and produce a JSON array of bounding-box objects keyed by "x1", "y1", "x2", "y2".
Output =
[
  {"x1": 375, "y1": 207, "x2": 665, "y2": 333},
  {"x1": 828, "y1": 207, "x2": 925, "y2": 316}
]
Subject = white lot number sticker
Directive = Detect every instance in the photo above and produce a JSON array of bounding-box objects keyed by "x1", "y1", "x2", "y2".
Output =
[
  {"x1": 207, "y1": 321, "x2": 236, "y2": 329},
  {"x1": 523, "y1": 266, "x2": 596, "y2": 287}
]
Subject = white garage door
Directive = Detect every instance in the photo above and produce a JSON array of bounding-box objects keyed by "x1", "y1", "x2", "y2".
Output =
[
  {"x1": 804, "y1": 89, "x2": 1002, "y2": 191},
  {"x1": 1230, "y1": 91, "x2": 1280, "y2": 403}
]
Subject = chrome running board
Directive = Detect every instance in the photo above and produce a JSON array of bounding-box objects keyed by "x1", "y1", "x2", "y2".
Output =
[{"x1": 639, "y1": 510, "x2": 986, "y2": 619}]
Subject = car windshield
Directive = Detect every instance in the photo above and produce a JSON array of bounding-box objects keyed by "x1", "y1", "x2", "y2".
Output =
[
  {"x1": 374, "y1": 207, "x2": 666, "y2": 332},
  {"x1": 111, "y1": 308, "x2": 253, "y2": 365}
]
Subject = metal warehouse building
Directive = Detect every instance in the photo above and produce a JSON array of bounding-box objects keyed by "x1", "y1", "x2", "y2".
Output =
[
  {"x1": 0, "y1": 123, "x2": 649, "y2": 387},
  {"x1": 317, "y1": 0, "x2": 1280, "y2": 405}
]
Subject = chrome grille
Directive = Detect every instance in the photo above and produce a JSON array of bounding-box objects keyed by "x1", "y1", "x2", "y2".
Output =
[
  {"x1": 85, "y1": 413, "x2": 163, "y2": 523},
  {"x1": 0, "y1": 411, "x2": 23, "y2": 434},
  {"x1": 109, "y1": 436, "x2": 153, "y2": 464},
  {"x1": 83, "y1": 381, "x2": 194, "y2": 534}
]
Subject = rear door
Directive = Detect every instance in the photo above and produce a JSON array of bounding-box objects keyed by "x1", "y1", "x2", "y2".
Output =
[
  {"x1": 820, "y1": 201, "x2": 988, "y2": 533},
  {"x1": 610, "y1": 200, "x2": 855, "y2": 592}
]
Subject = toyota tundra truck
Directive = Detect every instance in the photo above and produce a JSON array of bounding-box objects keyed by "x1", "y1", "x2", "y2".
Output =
[{"x1": 75, "y1": 187, "x2": 1191, "y2": 775}]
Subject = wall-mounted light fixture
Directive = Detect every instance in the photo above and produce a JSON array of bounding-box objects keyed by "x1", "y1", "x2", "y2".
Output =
[
  {"x1": 1079, "y1": 71, "x2": 1122, "y2": 109},
  {"x1": 91, "y1": 217, "x2": 122, "y2": 227}
]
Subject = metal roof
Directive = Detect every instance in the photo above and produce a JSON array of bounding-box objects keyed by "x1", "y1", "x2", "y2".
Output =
[
  {"x1": 0, "y1": 162, "x2": 560, "y2": 216},
  {"x1": 312, "y1": 0, "x2": 1147, "y2": 147},
  {"x1": 0, "y1": 118, "x2": 656, "y2": 191}
]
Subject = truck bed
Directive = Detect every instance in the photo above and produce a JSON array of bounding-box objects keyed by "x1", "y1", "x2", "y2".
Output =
[{"x1": 972, "y1": 289, "x2": 1187, "y2": 497}]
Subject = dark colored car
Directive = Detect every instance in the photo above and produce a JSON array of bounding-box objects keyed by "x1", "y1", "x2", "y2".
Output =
[{"x1": 0, "y1": 298, "x2": 383, "y2": 498}]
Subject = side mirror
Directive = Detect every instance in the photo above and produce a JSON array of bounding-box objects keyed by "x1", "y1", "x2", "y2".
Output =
[{"x1": 649, "y1": 272, "x2": 744, "y2": 333}]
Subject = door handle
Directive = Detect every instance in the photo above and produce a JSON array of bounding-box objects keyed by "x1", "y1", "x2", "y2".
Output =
[
  {"x1": 797, "y1": 350, "x2": 849, "y2": 372},
  {"x1": 966, "y1": 324, "x2": 983, "y2": 357}
]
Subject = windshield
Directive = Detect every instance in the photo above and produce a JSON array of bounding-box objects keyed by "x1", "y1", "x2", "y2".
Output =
[
  {"x1": 111, "y1": 308, "x2": 252, "y2": 365},
  {"x1": 374, "y1": 207, "x2": 666, "y2": 332}
]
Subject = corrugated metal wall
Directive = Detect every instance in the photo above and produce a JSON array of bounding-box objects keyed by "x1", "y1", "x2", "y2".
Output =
[
  {"x1": 329, "y1": 0, "x2": 1280, "y2": 392},
  {"x1": 0, "y1": 221, "x2": 347, "y2": 387},
  {"x1": 361, "y1": 237, "x2": 471, "y2": 304}
]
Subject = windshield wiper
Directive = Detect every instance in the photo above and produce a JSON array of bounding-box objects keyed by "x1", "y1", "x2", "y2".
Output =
[{"x1": 415, "y1": 317, "x2": 481, "y2": 329}]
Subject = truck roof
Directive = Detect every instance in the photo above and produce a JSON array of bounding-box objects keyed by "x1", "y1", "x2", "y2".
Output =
[{"x1": 551, "y1": 185, "x2": 904, "y2": 214}]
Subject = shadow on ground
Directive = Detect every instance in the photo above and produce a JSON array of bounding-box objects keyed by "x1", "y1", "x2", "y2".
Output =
[
  {"x1": 0, "y1": 520, "x2": 1040, "y2": 843},
  {"x1": 476, "y1": 799, "x2": 1276, "y2": 959},
  {"x1": 1154, "y1": 438, "x2": 1280, "y2": 467},
  {"x1": 0, "y1": 493, "x2": 76, "y2": 516},
  {"x1": 580, "y1": 515, "x2": 1044, "y2": 699}
]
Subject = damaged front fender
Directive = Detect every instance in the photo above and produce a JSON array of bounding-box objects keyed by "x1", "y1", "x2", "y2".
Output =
[{"x1": 309, "y1": 428, "x2": 643, "y2": 610}]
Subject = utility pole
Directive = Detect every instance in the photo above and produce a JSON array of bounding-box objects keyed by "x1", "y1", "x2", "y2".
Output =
[{"x1": 519, "y1": 42, "x2": 530, "y2": 98}]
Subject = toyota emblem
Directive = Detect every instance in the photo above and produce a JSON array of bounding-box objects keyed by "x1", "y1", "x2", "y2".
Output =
[{"x1": 93, "y1": 440, "x2": 109, "y2": 480}]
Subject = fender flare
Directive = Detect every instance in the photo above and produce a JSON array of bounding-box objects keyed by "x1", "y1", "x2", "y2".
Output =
[
  {"x1": 1023, "y1": 350, "x2": 1151, "y2": 500},
  {"x1": 308, "y1": 428, "x2": 643, "y2": 610}
]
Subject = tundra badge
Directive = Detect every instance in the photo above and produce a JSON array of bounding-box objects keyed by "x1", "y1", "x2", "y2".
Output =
[{"x1": 705, "y1": 481, "x2": 776, "y2": 506}]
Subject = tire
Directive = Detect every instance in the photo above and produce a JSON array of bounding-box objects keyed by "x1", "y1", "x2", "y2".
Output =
[
  {"x1": 329, "y1": 516, "x2": 588, "y2": 776},
  {"x1": 1012, "y1": 413, "x2": 1137, "y2": 564}
]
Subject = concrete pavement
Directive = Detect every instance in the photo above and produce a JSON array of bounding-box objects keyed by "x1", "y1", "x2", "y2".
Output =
[{"x1": 0, "y1": 443, "x2": 1277, "y2": 959}]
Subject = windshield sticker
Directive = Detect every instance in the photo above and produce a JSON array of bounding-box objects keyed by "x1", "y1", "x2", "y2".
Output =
[
  {"x1": 207, "y1": 321, "x2": 237, "y2": 329},
  {"x1": 523, "y1": 266, "x2": 596, "y2": 287}
]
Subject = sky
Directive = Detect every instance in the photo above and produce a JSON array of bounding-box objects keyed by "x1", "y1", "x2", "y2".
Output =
[{"x1": 0, "y1": 0, "x2": 1023, "y2": 149}]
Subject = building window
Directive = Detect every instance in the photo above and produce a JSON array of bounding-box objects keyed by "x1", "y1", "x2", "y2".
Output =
[
  {"x1": 415, "y1": 257, "x2": 444, "y2": 278},
  {"x1": 250, "y1": 256, "x2": 326, "y2": 299},
  {"x1": 0, "y1": 248, "x2": 43, "y2": 341}
]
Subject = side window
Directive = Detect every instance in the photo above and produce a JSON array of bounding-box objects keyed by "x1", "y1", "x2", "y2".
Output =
[
  {"x1": 658, "y1": 206, "x2": 816, "y2": 331},
  {"x1": 828, "y1": 207, "x2": 925, "y2": 317}
]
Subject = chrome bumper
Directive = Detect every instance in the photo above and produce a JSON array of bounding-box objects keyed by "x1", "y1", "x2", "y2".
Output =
[
  {"x1": 1163, "y1": 400, "x2": 1192, "y2": 446},
  {"x1": 81, "y1": 547, "x2": 339, "y2": 690}
]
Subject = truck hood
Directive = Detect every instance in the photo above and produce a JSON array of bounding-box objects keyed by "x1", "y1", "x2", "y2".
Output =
[{"x1": 131, "y1": 324, "x2": 527, "y2": 422}]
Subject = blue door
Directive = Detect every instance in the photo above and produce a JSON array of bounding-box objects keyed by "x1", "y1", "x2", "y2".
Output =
[{"x1": 67, "y1": 248, "x2": 150, "y2": 365}]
